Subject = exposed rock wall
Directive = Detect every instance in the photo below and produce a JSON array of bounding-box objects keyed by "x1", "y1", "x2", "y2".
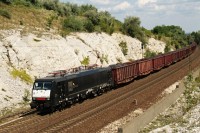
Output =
[{"x1": 0, "y1": 29, "x2": 165, "y2": 113}]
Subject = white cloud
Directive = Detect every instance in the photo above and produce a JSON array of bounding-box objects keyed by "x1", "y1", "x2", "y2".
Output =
[
  {"x1": 114, "y1": 1, "x2": 131, "y2": 11},
  {"x1": 138, "y1": 0, "x2": 157, "y2": 7},
  {"x1": 89, "y1": 0, "x2": 111, "y2": 5}
]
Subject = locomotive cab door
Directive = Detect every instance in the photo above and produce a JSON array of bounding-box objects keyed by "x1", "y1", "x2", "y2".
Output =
[{"x1": 54, "y1": 82, "x2": 65, "y2": 107}]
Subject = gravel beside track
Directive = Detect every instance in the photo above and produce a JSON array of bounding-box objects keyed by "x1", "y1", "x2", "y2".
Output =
[{"x1": 0, "y1": 47, "x2": 199, "y2": 133}]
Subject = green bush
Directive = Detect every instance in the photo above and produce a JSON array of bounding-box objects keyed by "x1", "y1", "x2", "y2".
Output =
[
  {"x1": 145, "y1": 49, "x2": 156, "y2": 58},
  {"x1": 62, "y1": 16, "x2": 84, "y2": 32},
  {"x1": 22, "y1": 89, "x2": 30, "y2": 103},
  {"x1": 182, "y1": 74, "x2": 199, "y2": 114},
  {"x1": 83, "y1": 9, "x2": 99, "y2": 25},
  {"x1": 84, "y1": 20, "x2": 94, "y2": 32},
  {"x1": 142, "y1": 27, "x2": 153, "y2": 38},
  {"x1": 119, "y1": 41, "x2": 128, "y2": 55},
  {"x1": 195, "y1": 76, "x2": 200, "y2": 83},
  {"x1": 81, "y1": 56, "x2": 90, "y2": 66},
  {"x1": 13, "y1": 0, "x2": 32, "y2": 6},
  {"x1": 46, "y1": 15, "x2": 57, "y2": 29},
  {"x1": 164, "y1": 43, "x2": 171, "y2": 53},
  {"x1": 100, "y1": 54, "x2": 108, "y2": 64},
  {"x1": 1, "y1": 0, "x2": 13, "y2": 4},
  {"x1": 10, "y1": 69, "x2": 33, "y2": 84},
  {"x1": 42, "y1": 0, "x2": 58, "y2": 11},
  {"x1": 0, "y1": 9, "x2": 11, "y2": 19}
]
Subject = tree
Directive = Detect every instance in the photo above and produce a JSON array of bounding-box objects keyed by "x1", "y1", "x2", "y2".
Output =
[
  {"x1": 71, "y1": 3, "x2": 81, "y2": 15},
  {"x1": 43, "y1": 0, "x2": 58, "y2": 11},
  {"x1": 83, "y1": 10, "x2": 99, "y2": 25},
  {"x1": 81, "y1": 4, "x2": 97, "y2": 13},
  {"x1": 63, "y1": 16, "x2": 84, "y2": 32},
  {"x1": 85, "y1": 20, "x2": 94, "y2": 32},
  {"x1": 28, "y1": 0, "x2": 38, "y2": 5},
  {"x1": 123, "y1": 16, "x2": 141, "y2": 36},
  {"x1": 98, "y1": 11, "x2": 115, "y2": 34},
  {"x1": 152, "y1": 25, "x2": 188, "y2": 48},
  {"x1": 0, "y1": 0, "x2": 13, "y2": 4},
  {"x1": 123, "y1": 16, "x2": 147, "y2": 45},
  {"x1": 191, "y1": 31, "x2": 200, "y2": 44}
]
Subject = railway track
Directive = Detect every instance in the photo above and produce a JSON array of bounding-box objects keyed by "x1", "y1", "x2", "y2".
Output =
[
  {"x1": 0, "y1": 47, "x2": 199, "y2": 133},
  {"x1": 40, "y1": 47, "x2": 200, "y2": 133},
  {"x1": 40, "y1": 49, "x2": 199, "y2": 132}
]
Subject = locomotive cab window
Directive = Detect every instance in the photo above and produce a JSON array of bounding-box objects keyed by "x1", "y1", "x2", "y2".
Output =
[
  {"x1": 68, "y1": 81, "x2": 74, "y2": 92},
  {"x1": 34, "y1": 82, "x2": 52, "y2": 90}
]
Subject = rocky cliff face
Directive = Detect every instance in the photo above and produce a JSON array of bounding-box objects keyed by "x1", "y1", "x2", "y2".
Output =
[{"x1": 0, "y1": 29, "x2": 165, "y2": 114}]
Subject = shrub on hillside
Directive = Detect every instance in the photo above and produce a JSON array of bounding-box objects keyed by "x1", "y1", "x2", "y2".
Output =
[
  {"x1": 62, "y1": 16, "x2": 84, "y2": 32},
  {"x1": 164, "y1": 43, "x2": 171, "y2": 53},
  {"x1": 145, "y1": 49, "x2": 156, "y2": 58},
  {"x1": 46, "y1": 15, "x2": 57, "y2": 29},
  {"x1": 84, "y1": 20, "x2": 94, "y2": 32},
  {"x1": 22, "y1": 89, "x2": 30, "y2": 103},
  {"x1": 81, "y1": 56, "x2": 90, "y2": 66},
  {"x1": 1, "y1": 0, "x2": 13, "y2": 4},
  {"x1": 83, "y1": 10, "x2": 99, "y2": 25},
  {"x1": 42, "y1": 0, "x2": 58, "y2": 11},
  {"x1": 10, "y1": 69, "x2": 33, "y2": 84},
  {"x1": 0, "y1": 9, "x2": 11, "y2": 19},
  {"x1": 119, "y1": 41, "x2": 128, "y2": 55},
  {"x1": 80, "y1": 4, "x2": 97, "y2": 14}
]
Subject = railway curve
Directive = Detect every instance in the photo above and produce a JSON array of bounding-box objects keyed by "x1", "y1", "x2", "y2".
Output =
[{"x1": 0, "y1": 46, "x2": 200, "y2": 133}]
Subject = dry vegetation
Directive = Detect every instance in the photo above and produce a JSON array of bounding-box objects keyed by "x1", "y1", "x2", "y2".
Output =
[{"x1": 0, "y1": 2, "x2": 61, "y2": 34}]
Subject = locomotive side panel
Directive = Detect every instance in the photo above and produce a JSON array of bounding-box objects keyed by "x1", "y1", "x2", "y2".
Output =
[{"x1": 65, "y1": 68, "x2": 112, "y2": 101}]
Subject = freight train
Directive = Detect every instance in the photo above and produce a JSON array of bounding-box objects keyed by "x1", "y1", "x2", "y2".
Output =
[{"x1": 30, "y1": 42, "x2": 197, "y2": 111}]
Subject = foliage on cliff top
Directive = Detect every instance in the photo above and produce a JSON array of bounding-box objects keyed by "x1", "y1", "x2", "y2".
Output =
[{"x1": 1, "y1": 0, "x2": 198, "y2": 47}]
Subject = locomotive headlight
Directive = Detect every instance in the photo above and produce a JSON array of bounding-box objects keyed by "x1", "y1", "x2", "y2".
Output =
[{"x1": 47, "y1": 98, "x2": 50, "y2": 100}]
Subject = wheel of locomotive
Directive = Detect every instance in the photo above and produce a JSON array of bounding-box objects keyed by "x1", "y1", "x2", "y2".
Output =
[
  {"x1": 62, "y1": 101, "x2": 67, "y2": 108},
  {"x1": 97, "y1": 88, "x2": 103, "y2": 96},
  {"x1": 80, "y1": 94, "x2": 86, "y2": 102},
  {"x1": 58, "y1": 102, "x2": 65, "y2": 111},
  {"x1": 49, "y1": 106, "x2": 55, "y2": 113}
]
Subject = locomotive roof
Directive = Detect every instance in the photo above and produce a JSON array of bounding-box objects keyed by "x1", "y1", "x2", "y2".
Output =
[{"x1": 34, "y1": 67, "x2": 110, "y2": 83}]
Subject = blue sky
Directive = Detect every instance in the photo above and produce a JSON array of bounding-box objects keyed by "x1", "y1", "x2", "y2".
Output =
[{"x1": 60, "y1": 0, "x2": 200, "y2": 33}]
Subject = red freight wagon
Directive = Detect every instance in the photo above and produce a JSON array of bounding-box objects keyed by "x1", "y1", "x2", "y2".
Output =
[
  {"x1": 185, "y1": 46, "x2": 190, "y2": 57},
  {"x1": 182, "y1": 48, "x2": 187, "y2": 58},
  {"x1": 178, "y1": 48, "x2": 186, "y2": 60},
  {"x1": 164, "y1": 53, "x2": 173, "y2": 66},
  {"x1": 191, "y1": 43, "x2": 196, "y2": 52},
  {"x1": 153, "y1": 55, "x2": 165, "y2": 70},
  {"x1": 138, "y1": 58, "x2": 153, "y2": 75},
  {"x1": 111, "y1": 62, "x2": 138, "y2": 85},
  {"x1": 172, "y1": 51, "x2": 179, "y2": 63}
]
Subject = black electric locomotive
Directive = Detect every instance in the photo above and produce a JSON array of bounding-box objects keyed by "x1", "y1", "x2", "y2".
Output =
[{"x1": 30, "y1": 66, "x2": 113, "y2": 111}]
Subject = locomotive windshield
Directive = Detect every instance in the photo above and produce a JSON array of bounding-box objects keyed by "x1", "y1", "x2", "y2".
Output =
[{"x1": 33, "y1": 82, "x2": 52, "y2": 90}]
